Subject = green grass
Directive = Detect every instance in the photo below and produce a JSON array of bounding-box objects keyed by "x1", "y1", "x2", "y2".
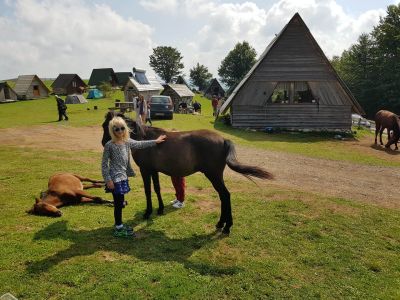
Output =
[
  {"x1": 0, "y1": 146, "x2": 399, "y2": 299},
  {"x1": 1, "y1": 89, "x2": 400, "y2": 298},
  {"x1": 0, "y1": 93, "x2": 396, "y2": 167}
]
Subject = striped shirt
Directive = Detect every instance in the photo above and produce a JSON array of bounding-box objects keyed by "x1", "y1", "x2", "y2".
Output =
[{"x1": 102, "y1": 138, "x2": 156, "y2": 182}]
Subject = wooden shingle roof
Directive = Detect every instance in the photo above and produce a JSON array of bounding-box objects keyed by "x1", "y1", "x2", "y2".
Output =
[
  {"x1": 166, "y1": 84, "x2": 194, "y2": 97},
  {"x1": 51, "y1": 74, "x2": 86, "y2": 88},
  {"x1": 220, "y1": 13, "x2": 365, "y2": 115},
  {"x1": 14, "y1": 75, "x2": 50, "y2": 95}
]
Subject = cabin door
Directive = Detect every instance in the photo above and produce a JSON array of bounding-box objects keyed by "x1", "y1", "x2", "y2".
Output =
[
  {"x1": 33, "y1": 85, "x2": 40, "y2": 96},
  {"x1": 4, "y1": 87, "x2": 10, "y2": 99}
]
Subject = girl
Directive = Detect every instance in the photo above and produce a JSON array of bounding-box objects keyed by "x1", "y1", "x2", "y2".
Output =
[{"x1": 102, "y1": 116, "x2": 166, "y2": 237}]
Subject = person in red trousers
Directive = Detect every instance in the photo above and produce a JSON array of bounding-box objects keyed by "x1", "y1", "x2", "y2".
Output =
[{"x1": 170, "y1": 177, "x2": 186, "y2": 208}]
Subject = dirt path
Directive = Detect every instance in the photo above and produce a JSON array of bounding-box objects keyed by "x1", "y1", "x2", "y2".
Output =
[{"x1": 1, "y1": 125, "x2": 399, "y2": 209}]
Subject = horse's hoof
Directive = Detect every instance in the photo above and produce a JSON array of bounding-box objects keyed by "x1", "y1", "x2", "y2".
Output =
[
  {"x1": 157, "y1": 209, "x2": 164, "y2": 215},
  {"x1": 216, "y1": 221, "x2": 224, "y2": 230},
  {"x1": 143, "y1": 212, "x2": 151, "y2": 220},
  {"x1": 222, "y1": 227, "x2": 230, "y2": 235}
]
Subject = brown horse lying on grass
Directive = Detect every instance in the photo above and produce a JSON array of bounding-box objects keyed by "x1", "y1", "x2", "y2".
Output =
[
  {"x1": 102, "y1": 111, "x2": 273, "y2": 234},
  {"x1": 375, "y1": 110, "x2": 400, "y2": 150},
  {"x1": 27, "y1": 173, "x2": 111, "y2": 217}
]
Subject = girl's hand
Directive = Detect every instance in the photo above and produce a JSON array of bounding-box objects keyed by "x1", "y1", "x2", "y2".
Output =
[
  {"x1": 155, "y1": 135, "x2": 167, "y2": 144},
  {"x1": 106, "y1": 180, "x2": 114, "y2": 190}
]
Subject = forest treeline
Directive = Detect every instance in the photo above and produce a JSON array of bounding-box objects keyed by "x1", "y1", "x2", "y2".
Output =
[{"x1": 331, "y1": 4, "x2": 400, "y2": 118}]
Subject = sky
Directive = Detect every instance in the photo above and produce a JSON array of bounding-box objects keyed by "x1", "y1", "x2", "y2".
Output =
[{"x1": 0, "y1": 0, "x2": 398, "y2": 80}]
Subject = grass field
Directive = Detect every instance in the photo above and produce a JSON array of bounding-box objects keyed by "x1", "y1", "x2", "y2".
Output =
[
  {"x1": 0, "y1": 92, "x2": 399, "y2": 299},
  {"x1": 0, "y1": 91, "x2": 397, "y2": 167}
]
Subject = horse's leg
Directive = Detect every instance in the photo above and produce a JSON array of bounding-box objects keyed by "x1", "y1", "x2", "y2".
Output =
[
  {"x1": 74, "y1": 190, "x2": 106, "y2": 203},
  {"x1": 73, "y1": 174, "x2": 104, "y2": 184},
  {"x1": 82, "y1": 183, "x2": 104, "y2": 189},
  {"x1": 151, "y1": 172, "x2": 164, "y2": 215},
  {"x1": 387, "y1": 128, "x2": 391, "y2": 143},
  {"x1": 374, "y1": 123, "x2": 380, "y2": 144},
  {"x1": 205, "y1": 172, "x2": 232, "y2": 234},
  {"x1": 379, "y1": 128, "x2": 384, "y2": 145},
  {"x1": 141, "y1": 169, "x2": 153, "y2": 219}
]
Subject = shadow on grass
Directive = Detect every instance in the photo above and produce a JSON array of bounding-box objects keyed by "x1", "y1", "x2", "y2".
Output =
[
  {"x1": 370, "y1": 143, "x2": 400, "y2": 155},
  {"x1": 213, "y1": 119, "x2": 357, "y2": 144},
  {"x1": 26, "y1": 220, "x2": 239, "y2": 277}
]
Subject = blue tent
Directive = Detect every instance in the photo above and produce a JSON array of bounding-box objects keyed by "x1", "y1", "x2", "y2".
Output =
[{"x1": 87, "y1": 89, "x2": 103, "y2": 99}]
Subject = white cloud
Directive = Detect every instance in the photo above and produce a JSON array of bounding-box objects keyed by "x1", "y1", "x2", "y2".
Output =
[
  {"x1": 178, "y1": 0, "x2": 386, "y2": 77},
  {"x1": 0, "y1": 0, "x2": 155, "y2": 79},
  {"x1": 139, "y1": 0, "x2": 178, "y2": 12},
  {"x1": 0, "y1": 0, "x2": 389, "y2": 80}
]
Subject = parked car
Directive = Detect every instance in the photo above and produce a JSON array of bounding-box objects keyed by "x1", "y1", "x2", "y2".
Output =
[
  {"x1": 149, "y1": 95, "x2": 173, "y2": 120},
  {"x1": 351, "y1": 114, "x2": 371, "y2": 128}
]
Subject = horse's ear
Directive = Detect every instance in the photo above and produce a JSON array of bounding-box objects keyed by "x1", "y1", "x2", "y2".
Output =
[
  {"x1": 35, "y1": 197, "x2": 40, "y2": 204},
  {"x1": 26, "y1": 208, "x2": 34, "y2": 214}
]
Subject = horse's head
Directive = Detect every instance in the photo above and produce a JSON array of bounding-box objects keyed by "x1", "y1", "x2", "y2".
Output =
[
  {"x1": 27, "y1": 196, "x2": 62, "y2": 217},
  {"x1": 101, "y1": 111, "x2": 143, "y2": 146}
]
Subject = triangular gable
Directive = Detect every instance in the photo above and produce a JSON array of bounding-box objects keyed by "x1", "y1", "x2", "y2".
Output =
[
  {"x1": 220, "y1": 13, "x2": 364, "y2": 115},
  {"x1": 51, "y1": 74, "x2": 86, "y2": 88},
  {"x1": 204, "y1": 78, "x2": 225, "y2": 95},
  {"x1": 14, "y1": 75, "x2": 50, "y2": 95},
  {"x1": 88, "y1": 68, "x2": 117, "y2": 86}
]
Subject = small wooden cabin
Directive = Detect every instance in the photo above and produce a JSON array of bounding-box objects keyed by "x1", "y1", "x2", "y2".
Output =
[
  {"x1": 220, "y1": 13, "x2": 365, "y2": 130},
  {"x1": 51, "y1": 74, "x2": 87, "y2": 95},
  {"x1": 161, "y1": 84, "x2": 194, "y2": 111},
  {"x1": 0, "y1": 82, "x2": 18, "y2": 102},
  {"x1": 88, "y1": 68, "x2": 118, "y2": 87},
  {"x1": 14, "y1": 75, "x2": 50, "y2": 100},
  {"x1": 115, "y1": 72, "x2": 133, "y2": 87},
  {"x1": 123, "y1": 68, "x2": 163, "y2": 102},
  {"x1": 204, "y1": 78, "x2": 225, "y2": 98}
]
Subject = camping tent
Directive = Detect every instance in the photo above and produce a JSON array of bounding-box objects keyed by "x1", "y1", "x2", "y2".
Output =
[
  {"x1": 65, "y1": 94, "x2": 88, "y2": 104},
  {"x1": 87, "y1": 89, "x2": 103, "y2": 99}
]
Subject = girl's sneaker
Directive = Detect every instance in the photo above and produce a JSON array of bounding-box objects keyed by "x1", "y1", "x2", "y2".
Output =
[
  {"x1": 170, "y1": 199, "x2": 179, "y2": 205},
  {"x1": 113, "y1": 226, "x2": 135, "y2": 237},
  {"x1": 172, "y1": 201, "x2": 185, "y2": 209}
]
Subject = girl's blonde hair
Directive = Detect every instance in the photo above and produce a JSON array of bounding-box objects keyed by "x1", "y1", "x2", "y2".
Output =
[{"x1": 108, "y1": 117, "x2": 130, "y2": 142}]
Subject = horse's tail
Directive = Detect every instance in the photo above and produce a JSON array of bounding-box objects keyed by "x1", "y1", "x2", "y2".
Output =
[{"x1": 224, "y1": 139, "x2": 273, "y2": 180}]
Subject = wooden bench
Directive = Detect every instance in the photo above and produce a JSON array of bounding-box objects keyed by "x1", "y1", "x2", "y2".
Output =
[{"x1": 108, "y1": 101, "x2": 135, "y2": 113}]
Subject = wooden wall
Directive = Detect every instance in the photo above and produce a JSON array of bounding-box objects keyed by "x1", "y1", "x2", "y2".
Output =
[
  {"x1": 231, "y1": 104, "x2": 352, "y2": 130},
  {"x1": 27, "y1": 79, "x2": 49, "y2": 99}
]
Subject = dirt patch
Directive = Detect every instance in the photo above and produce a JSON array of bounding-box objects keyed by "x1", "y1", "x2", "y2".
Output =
[
  {"x1": 1, "y1": 125, "x2": 399, "y2": 209},
  {"x1": 194, "y1": 199, "x2": 219, "y2": 212},
  {"x1": 0, "y1": 125, "x2": 103, "y2": 152}
]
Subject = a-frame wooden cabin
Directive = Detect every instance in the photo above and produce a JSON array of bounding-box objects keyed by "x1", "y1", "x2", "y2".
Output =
[
  {"x1": 204, "y1": 78, "x2": 225, "y2": 98},
  {"x1": 220, "y1": 13, "x2": 364, "y2": 130}
]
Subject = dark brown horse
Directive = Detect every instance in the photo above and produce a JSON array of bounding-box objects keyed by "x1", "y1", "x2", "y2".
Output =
[
  {"x1": 375, "y1": 110, "x2": 400, "y2": 150},
  {"x1": 102, "y1": 111, "x2": 273, "y2": 234},
  {"x1": 27, "y1": 173, "x2": 111, "y2": 217}
]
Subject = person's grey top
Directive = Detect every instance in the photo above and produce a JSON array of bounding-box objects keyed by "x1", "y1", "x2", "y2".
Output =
[{"x1": 102, "y1": 138, "x2": 157, "y2": 182}]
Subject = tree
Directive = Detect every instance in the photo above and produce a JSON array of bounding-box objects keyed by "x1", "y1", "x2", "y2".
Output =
[
  {"x1": 189, "y1": 63, "x2": 212, "y2": 91},
  {"x1": 331, "y1": 4, "x2": 400, "y2": 117},
  {"x1": 149, "y1": 46, "x2": 184, "y2": 83},
  {"x1": 218, "y1": 41, "x2": 257, "y2": 90},
  {"x1": 98, "y1": 81, "x2": 112, "y2": 98},
  {"x1": 371, "y1": 4, "x2": 400, "y2": 113}
]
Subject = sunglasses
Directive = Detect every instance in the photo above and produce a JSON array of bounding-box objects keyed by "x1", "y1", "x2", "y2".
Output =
[{"x1": 113, "y1": 126, "x2": 126, "y2": 133}]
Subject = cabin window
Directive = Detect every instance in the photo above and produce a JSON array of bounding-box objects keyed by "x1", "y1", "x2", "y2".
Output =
[
  {"x1": 72, "y1": 81, "x2": 77, "y2": 87},
  {"x1": 269, "y1": 81, "x2": 315, "y2": 104}
]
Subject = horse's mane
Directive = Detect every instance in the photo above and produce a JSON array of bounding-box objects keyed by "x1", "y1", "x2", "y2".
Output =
[{"x1": 104, "y1": 111, "x2": 168, "y2": 138}]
